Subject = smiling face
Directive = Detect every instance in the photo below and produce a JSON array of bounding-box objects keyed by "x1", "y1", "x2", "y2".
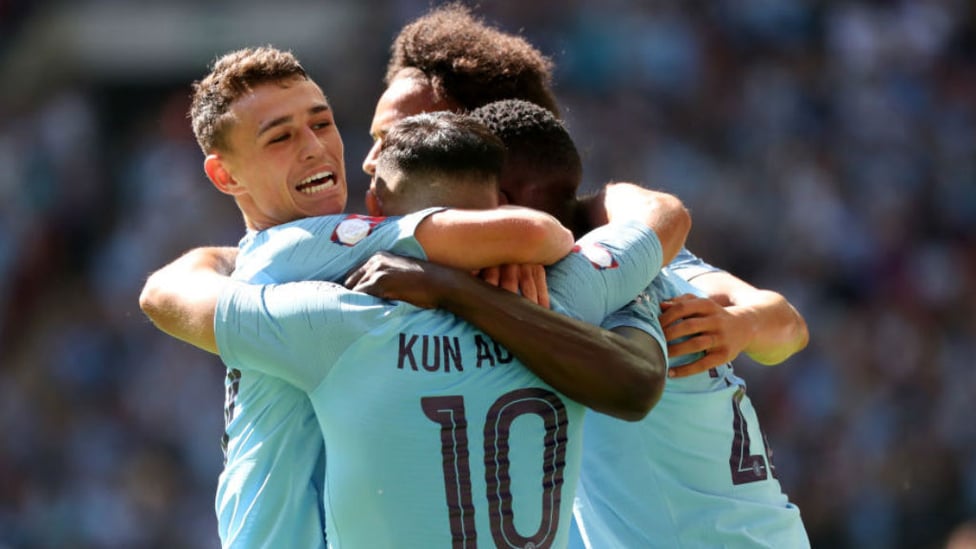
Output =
[{"x1": 205, "y1": 77, "x2": 347, "y2": 231}]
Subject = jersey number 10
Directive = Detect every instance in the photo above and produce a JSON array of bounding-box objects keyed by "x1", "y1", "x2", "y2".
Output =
[{"x1": 422, "y1": 387, "x2": 568, "y2": 549}]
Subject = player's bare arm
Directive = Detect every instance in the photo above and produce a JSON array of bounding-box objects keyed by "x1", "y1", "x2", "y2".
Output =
[
  {"x1": 137, "y1": 205, "x2": 570, "y2": 355},
  {"x1": 416, "y1": 205, "x2": 574, "y2": 270},
  {"x1": 138, "y1": 246, "x2": 238, "y2": 354},
  {"x1": 580, "y1": 182, "x2": 807, "y2": 376},
  {"x1": 347, "y1": 252, "x2": 666, "y2": 421},
  {"x1": 582, "y1": 183, "x2": 690, "y2": 264},
  {"x1": 660, "y1": 273, "x2": 809, "y2": 377}
]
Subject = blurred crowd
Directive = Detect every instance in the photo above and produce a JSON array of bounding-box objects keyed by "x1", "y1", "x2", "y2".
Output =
[{"x1": 1, "y1": 1, "x2": 973, "y2": 548}]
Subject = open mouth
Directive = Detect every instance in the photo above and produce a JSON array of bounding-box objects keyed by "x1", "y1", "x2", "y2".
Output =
[{"x1": 296, "y1": 171, "x2": 337, "y2": 195}]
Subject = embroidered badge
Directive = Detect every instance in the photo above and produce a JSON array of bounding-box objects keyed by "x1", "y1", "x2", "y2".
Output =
[
  {"x1": 574, "y1": 242, "x2": 619, "y2": 269},
  {"x1": 332, "y1": 215, "x2": 385, "y2": 246}
]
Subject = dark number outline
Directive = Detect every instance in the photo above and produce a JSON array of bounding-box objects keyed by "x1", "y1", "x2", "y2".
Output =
[
  {"x1": 424, "y1": 388, "x2": 568, "y2": 549},
  {"x1": 220, "y1": 368, "x2": 242, "y2": 464},
  {"x1": 729, "y1": 386, "x2": 777, "y2": 485}
]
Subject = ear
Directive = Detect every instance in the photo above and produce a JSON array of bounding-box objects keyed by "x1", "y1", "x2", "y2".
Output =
[
  {"x1": 204, "y1": 154, "x2": 245, "y2": 196},
  {"x1": 365, "y1": 187, "x2": 383, "y2": 216}
]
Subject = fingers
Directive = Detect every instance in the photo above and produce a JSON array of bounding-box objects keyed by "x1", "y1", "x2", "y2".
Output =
[
  {"x1": 666, "y1": 333, "x2": 716, "y2": 358},
  {"x1": 667, "y1": 332, "x2": 735, "y2": 379},
  {"x1": 344, "y1": 252, "x2": 413, "y2": 294},
  {"x1": 514, "y1": 264, "x2": 549, "y2": 307},
  {"x1": 479, "y1": 266, "x2": 501, "y2": 287},
  {"x1": 344, "y1": 260, "x2": 371, "y2": 290},
  {"x1": 663, "y1": 316, "x2": 711, "y2": 341},
  {"x1": 533, "y1": 266, "x2": 550, "y2": 309},
  {"x1": 519, "y1": 266, "x2": 539, "y2": 305},
  {"x1": 659, "y1": 294, "x2": 717, "y2": 326},
  {"x1": 498, "y1": 264, "x2": 520, "y2": 295}
]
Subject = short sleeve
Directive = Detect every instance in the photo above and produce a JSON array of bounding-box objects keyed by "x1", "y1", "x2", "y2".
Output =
[
  {"x1": 215, "y1": 280, "x2": 389, "y2": 392},
  {"x1": 600, "y1": 289, "x2": 668, "y2": 362},
  {"x1": 666, "y1": 247, "x2": 724, "y2": 281},
  {"x1": 547, "y1": 220, "x2": 663, "y2": 325},
  {"x1": 233, "y1": 208, "x2": 445, "y2": 283}
]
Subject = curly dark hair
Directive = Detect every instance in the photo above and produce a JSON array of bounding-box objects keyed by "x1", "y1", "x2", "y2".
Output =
[
  {"x1": 189, "y1": 46, "x2": 309, "y2": 153},
  {"x1": 385, "y1": 3, "x2": 559, "y2": 116},
  {"x1": 470, "y1": 98, "x2": 584, "y2": 232},
  {"x1": 470, "y1": 99, "x2": 580, "y2": 179}
]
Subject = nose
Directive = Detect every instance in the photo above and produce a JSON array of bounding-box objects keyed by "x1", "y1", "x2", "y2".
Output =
[
  {"x1": 301, "y1": 126, "x2": 327, "y2": 160},
  {"x1": 362, "y1": 139, "x2": 381, "y2": 176}
]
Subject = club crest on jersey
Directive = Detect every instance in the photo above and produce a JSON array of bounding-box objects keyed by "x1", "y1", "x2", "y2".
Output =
[
  {"x1": 573, "y1": 242, "x2": 619, "y2": 270},
  {"x1": 332, "y1": 215, "x2": 385, "y2": 246}
]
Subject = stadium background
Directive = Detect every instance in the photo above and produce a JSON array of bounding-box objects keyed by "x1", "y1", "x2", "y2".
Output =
[{"x1": 1, "y1": 0, "x2": 974, "y2": 547}]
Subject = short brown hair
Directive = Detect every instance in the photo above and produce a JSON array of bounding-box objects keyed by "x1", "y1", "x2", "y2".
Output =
[
  {"x1": 189, "y1": 46, "x2": 308, "y2": 153},
  {"x1": 385, "y1": 3, "x2": 559, "y2": 116},
  {"x1": 376, "y1": 111, "x2": 504, "y2": 211},
  {"x1": 378, "y1": 111, "x2": 504, "y2": 179}
]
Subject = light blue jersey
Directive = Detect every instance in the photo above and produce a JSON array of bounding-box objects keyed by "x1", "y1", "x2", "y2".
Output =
[
  {"x1": 216, "y1": 208, "x2": 440, "y2": 548},
  {"x1": 215, "y1": 221, "x2": 663, "y2": 548},
  {"x1": 667, "y1": 246, "x2": 722, "y2": 281},
  {"x1": 571, "y1": 268, "x2": 809, "y2": 549}
]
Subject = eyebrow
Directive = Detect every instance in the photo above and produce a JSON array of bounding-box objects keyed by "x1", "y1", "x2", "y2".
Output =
[{"x1": 256, "y1": 103, "x2": 331, "y2": 138}]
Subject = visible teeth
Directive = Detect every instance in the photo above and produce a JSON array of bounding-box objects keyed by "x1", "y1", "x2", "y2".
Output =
[
  {"x1": 297, "y1": 171, "x2": 336, "y2": 194},
  {"x1": 300, "y1": 171, "x2": 333, "y2": 185},
  {"x1": 299, "y1": 180, "x2": 335, "y2": 194}
]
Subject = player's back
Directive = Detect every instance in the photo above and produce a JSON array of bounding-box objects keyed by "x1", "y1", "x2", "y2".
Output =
[
  {"x1": 574, "y1": 269, "x2": 808, "y2": 548},
  {"x1": 217, "y1": 212, "x2": 433, "y2": 547},
  {"x1": 215, "y1": 280, "x2": 591, "y2": 548},
  {"x1": 216, "y1": 217, "x2": 665, "y2": 548},
  {"x1": 314, "y1": 301, "x2": 584, "y2": 548}
]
